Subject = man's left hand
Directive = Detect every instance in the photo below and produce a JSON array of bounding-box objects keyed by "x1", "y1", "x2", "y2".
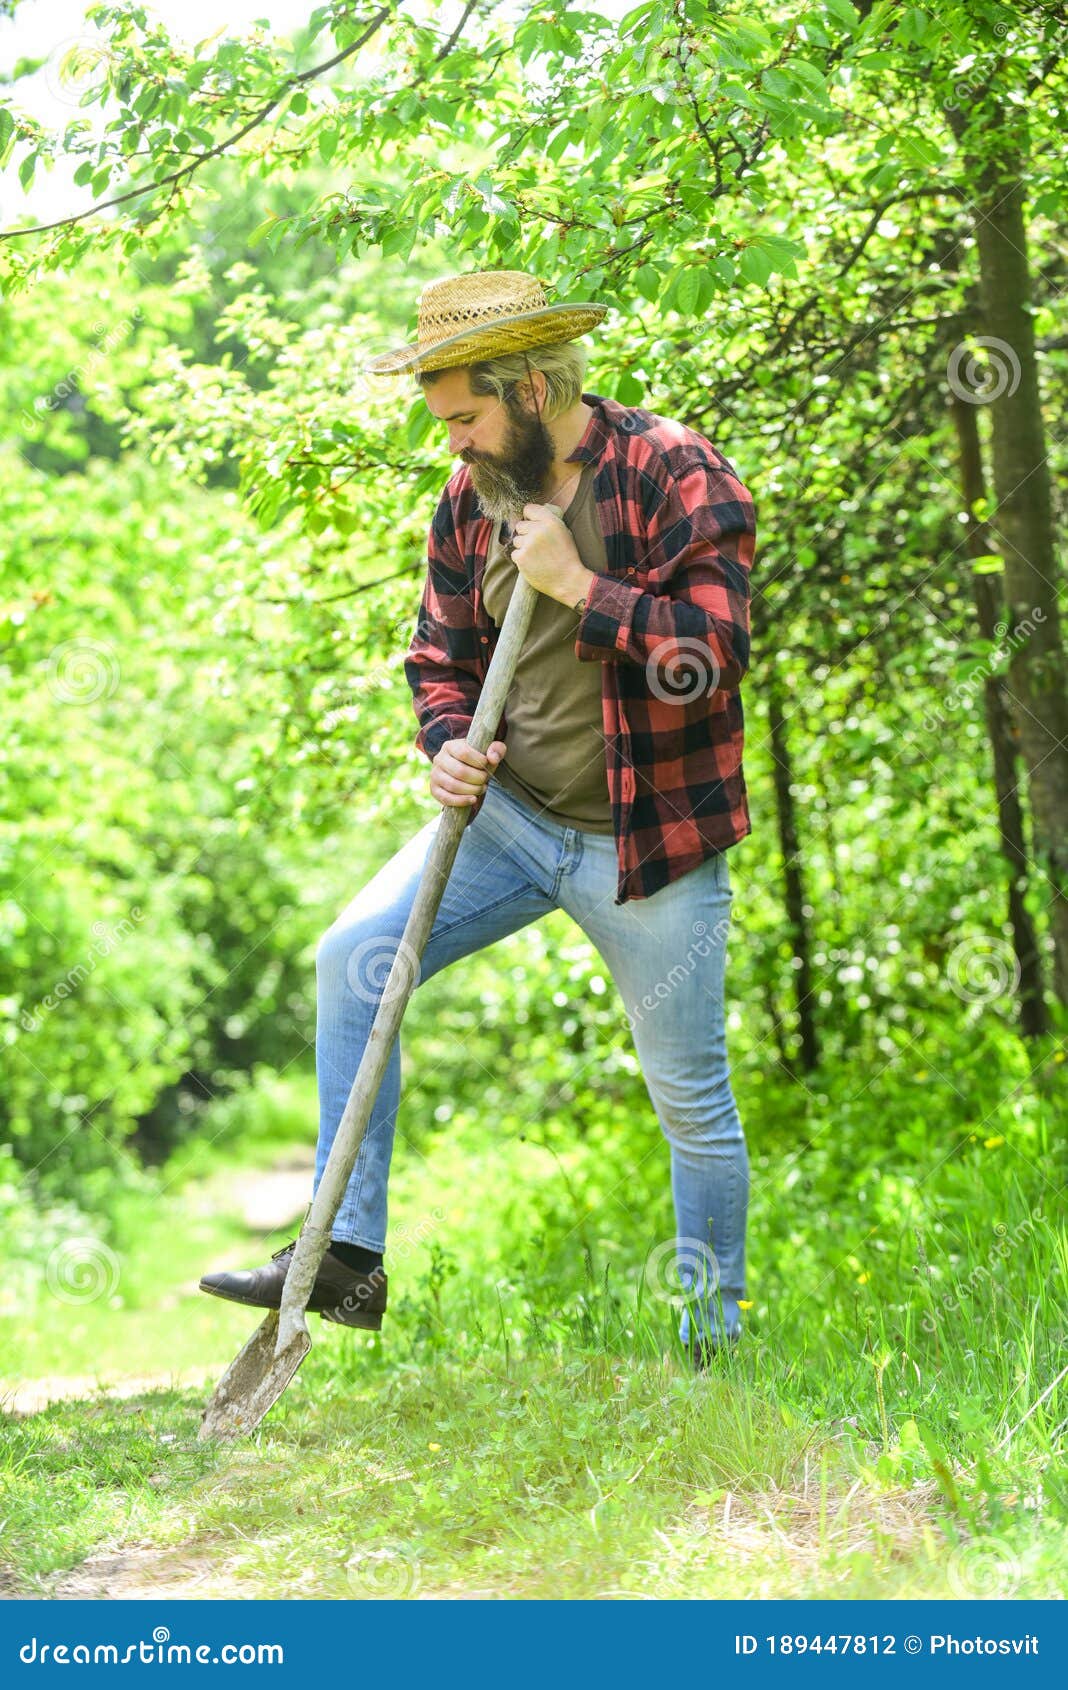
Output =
[{"x1": 510, "y1": 503, "x2": 594, "y2": 608}]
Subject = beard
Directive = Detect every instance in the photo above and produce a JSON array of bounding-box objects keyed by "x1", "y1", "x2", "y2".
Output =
[{"x1": 461, "y1": 402, "x2": 556, "y2": 528}]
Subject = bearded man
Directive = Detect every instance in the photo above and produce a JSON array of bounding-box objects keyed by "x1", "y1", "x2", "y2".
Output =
[{"x1": 200, "y1": 269, "x2": 757, "y2": 1371}]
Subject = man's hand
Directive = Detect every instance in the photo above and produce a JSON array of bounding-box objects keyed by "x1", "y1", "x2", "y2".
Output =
[
  {"x1": 430, "y1": 737, "x2": 507, "y2": 807},
  {"x1": 510, "y1": 503, "x2": 595, "y2": 608}
]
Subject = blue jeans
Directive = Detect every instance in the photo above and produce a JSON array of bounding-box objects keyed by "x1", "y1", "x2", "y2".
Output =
[{"x1": 313, "y1": 777, "x2": 749, "y2": 1350}]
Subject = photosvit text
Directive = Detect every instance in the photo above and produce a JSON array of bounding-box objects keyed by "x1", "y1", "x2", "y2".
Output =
[{"x1": 734, "y1": 1633, "x2": 1040, "y2": 1656}]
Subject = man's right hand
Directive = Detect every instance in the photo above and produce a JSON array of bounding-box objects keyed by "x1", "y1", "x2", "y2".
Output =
[{"x1": 430, "y1": 738, "x2": 507, "y2": 808}]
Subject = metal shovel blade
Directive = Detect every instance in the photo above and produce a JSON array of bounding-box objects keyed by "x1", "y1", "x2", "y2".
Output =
[
  {"x1": 195, "y1": 575, "x2": 541, "y2": 1440},
  {"x1": 197, "y1": 1309, "x2": 311, "y2": 1441}
]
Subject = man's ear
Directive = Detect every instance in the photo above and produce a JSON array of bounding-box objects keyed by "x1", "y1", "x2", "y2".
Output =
[{"x1": 516, "y1": 374, "x2": 544, "y2": 415}]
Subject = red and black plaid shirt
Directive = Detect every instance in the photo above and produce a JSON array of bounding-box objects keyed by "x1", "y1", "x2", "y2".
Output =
[{"x1": 404, "y1": 392, "x2": 756, "y2": 905}]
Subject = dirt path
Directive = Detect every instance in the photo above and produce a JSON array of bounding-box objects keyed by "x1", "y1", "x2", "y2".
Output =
[
  {"x1": 3, "y1": 1150, "x2": 323, "y2": 1598},
  {"x1": 47, "y1": 1547, "x2": 253, "y2": 1600},
  {"x1": 2, "y1": 1150, "x2": 315, "y2": 1418},
  {"x1": 229, "y1": 1155, "x2": 315, "y2": 1234},
  {"x1": 0, "y1": 1368, "x2": 220, "y2": 1417}
]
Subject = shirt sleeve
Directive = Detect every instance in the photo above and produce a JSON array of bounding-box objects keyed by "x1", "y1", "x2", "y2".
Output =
[
  {"x1": 573, "y1": 455, "x2": 755, "y2": 695},
  {"x1": 403, "y1": 485, "x2": 488, "y2": 761}
]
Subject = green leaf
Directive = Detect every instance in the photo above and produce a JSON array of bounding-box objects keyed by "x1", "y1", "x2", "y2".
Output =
[
  {"x1": 318, "y1": 126, "x2": 338, "y2": 164},
  {"x1": 406, "y1": 402, "x2": 435, "y2": 448},
  {"x1": 1030, "y1": 189, "x2": 1063, "y2": 217},
  {"x1": 0, "y1": 107, "x2": 14, "y2": 154},
  {"x1": 824, "y1": 0, "x2": 861, "y2": 27},
  {"x1": 900, "y1": 132, "x2": 943, "y2": 169},
  {"x1": 790, "y1": 59, "x2": 827, "y2": 90},
  {"x1": 738, "y1": 244, "x2": 773, "y2": 286},
  {"x1": 633, "y1": 263, "x2": 661, "y2": 303},
  {"x1": 18, "y1": 151, "x2": 36, "y2": 192},
  {"x1": 761, "y1": 68, "x2": 792, "y2": 99},
  {"x1": 670, "y1": 266, "x2": 703, "y2": 315},
  {"x1": 615, "y1": 371, "x2": 645, "y2": 405},
  {"x1": 896, "y1": 6, "x2": 930, "y2": 44},
  {"x1": 380, "y1": 222, "x2": 414, "y2": 258},
  {"x1": 970, "y1": 555, "x2": 1004, "y2": 575}
]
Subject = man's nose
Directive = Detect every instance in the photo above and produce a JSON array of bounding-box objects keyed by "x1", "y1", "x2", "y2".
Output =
[{"x1": 448, "y1": 428, "x2": 471, "y2": 455}]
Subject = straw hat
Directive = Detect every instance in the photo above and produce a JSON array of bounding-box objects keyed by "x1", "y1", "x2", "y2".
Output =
[{"x1": 364, "y1": 268, "x2": 609, "y2": 375}]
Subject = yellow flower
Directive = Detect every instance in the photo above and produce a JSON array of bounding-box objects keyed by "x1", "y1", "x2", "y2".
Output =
[
  {"x1": 984, "y1": 1135, "x2": 1005, "y2": 1149},
  {"x1": 738, "y1": 1299, "x2": 754, "y2": 1310},
  {"x1": 428, "y1": 1441, "x2": 441, "y2": 1452},
  {"x1": 857, "y1": 1271, "x2": 870, "y2": 1285}
]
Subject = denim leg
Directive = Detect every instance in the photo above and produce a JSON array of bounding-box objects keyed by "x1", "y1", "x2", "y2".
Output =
[
  {"x1": 313, "y1": 786, "x2": 556, "y2": 1248},
  {"x1": 559, "y1": 839, "x2": 748, "y2": 1350}
]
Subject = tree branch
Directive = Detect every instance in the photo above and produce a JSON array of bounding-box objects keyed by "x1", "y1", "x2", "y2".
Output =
[{"x1": 1, "y1": 4, "x2": 398, "y2": 242}]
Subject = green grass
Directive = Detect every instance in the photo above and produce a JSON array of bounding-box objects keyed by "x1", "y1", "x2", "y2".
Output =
[{"x1": 0, "y1": 1044, "x2": 1065, "y2": 1599}]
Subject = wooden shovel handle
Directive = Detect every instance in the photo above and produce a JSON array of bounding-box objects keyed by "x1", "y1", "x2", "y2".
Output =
[{"x1": 276, "y1": 575, "x2": 540, "y2": 1349}]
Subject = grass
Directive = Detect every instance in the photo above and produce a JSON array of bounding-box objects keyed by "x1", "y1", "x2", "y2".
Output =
[{"x1": 0, "y1": 1039, "x2": 1065, "y2": 1600}]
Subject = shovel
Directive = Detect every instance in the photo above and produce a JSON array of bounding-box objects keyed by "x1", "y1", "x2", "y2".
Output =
[{"x1": 198, "y1": 572, "x2": 540, "y2": 1440}]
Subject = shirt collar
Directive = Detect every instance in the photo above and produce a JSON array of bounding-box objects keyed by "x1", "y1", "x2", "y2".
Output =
[{"x1": 564, "y1": 392, "x2": 614, "y2": 465}]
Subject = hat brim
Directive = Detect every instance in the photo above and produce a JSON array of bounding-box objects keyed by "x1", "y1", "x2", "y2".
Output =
[{"x1": 364, "y1": 301, "x2": 609, "y2": 375}]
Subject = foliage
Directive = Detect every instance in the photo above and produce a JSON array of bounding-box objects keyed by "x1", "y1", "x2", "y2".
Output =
[{"x1": 0, "y1": 0, "x2": 1064, "y2": 1601}]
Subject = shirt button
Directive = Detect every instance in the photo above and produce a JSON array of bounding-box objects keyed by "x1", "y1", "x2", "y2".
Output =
[{"x1": 480, "y1": 635, "x2": 488, "y2": 643}]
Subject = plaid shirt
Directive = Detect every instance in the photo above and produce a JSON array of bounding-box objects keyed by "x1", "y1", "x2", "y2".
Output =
[{"x1": 404, "y1": 392, "x2": 756, "y2": 905}]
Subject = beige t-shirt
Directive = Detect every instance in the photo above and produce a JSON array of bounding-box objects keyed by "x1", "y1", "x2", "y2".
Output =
[{"x1": 481, "y1": 463, "x2": 615, "y2": 833}]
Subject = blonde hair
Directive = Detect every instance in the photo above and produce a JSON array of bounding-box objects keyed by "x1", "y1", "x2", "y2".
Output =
[{"x1": 415, "y1": 339, "x2": 588, "y2": 420}]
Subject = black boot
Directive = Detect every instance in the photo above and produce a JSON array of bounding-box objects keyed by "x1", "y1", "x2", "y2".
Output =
[{"x1": 199, "y1": 1240, "x2": 387, "y2": 1330}]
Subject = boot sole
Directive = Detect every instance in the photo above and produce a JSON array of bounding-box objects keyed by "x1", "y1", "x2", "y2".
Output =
[
  {"x1": 199, "y1": 1283, "x2": 384, "y2": 1331},
  {"x1": 320, "y1": 1305, "x2": 383, "y2": 1331}
]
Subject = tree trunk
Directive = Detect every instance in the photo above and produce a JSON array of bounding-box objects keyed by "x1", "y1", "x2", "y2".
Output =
[
  {"x1": 964, "y1": 124, "x2": 1068, "y2": 1006},
  {"x1": 767, "y1": 674, "x2": 820, "y2": 1072},
  {"x1": 949, "y1": 390, "x2": 1049, "y2": 1038}
]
